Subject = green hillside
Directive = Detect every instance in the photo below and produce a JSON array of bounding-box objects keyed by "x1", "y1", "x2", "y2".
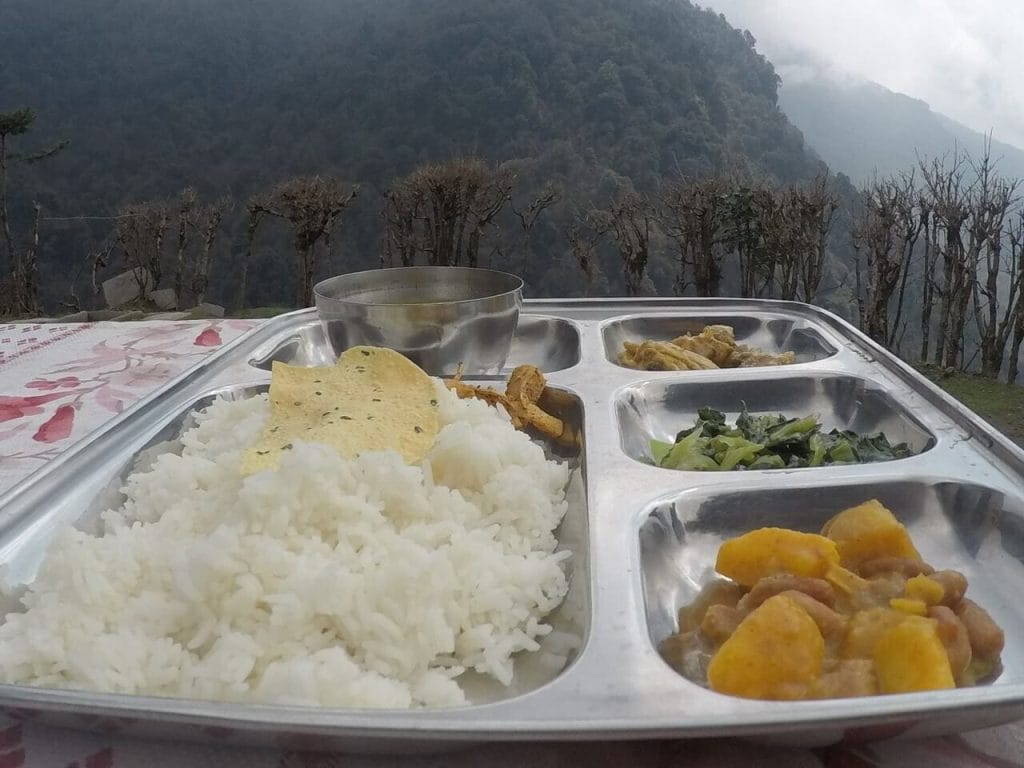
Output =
[{"x1": 0, "y1": 0, "x2": 825, "y2": 310}]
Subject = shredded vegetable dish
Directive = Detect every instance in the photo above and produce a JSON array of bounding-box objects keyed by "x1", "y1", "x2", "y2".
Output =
[{"x1": 619, "y1": 324, "x2": 795, "y2": 371}]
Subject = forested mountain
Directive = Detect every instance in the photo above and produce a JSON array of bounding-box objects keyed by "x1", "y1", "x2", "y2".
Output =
[
  {"x1": 779, "y1": 75, "x2": 1024, "y2": 186},
  {"x1": 0, "y1": 0, "x2": 827, "y2": 310}
]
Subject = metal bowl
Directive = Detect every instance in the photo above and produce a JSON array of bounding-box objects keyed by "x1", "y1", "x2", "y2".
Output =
[{"x1": 313, "y1": 266, "x2": 524, "y2": 375}]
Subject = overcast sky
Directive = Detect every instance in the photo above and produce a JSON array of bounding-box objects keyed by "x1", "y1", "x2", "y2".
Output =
[{"x1": 701, "y1": 0, "x2": 1024, "y2": 150}]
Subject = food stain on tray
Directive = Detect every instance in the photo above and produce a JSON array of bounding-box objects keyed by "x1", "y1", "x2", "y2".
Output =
[{"x1": 660, "y1": 500, "x2": 1004, "y2": 700}]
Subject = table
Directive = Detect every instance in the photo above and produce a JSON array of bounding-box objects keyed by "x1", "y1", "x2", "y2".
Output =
[{"x1": 0, "y1": 320, "x2": 1021, "y2": 767}]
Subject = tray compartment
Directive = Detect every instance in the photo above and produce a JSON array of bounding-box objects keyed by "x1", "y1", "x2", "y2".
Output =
[
  {"x1": 3, "y1": 298, "x2": 1024, "y2": 745},
  {"x1": 249, "y1": 314, "x2": 581, "y2": 375},
  {"x1": 602, "y1": 312, "x2": 836, "y2": 369},
  {"x1": 615, "y1": 373, "x2": 935, "y2": 468},
  {"x1": 0, "y1": 382, "x2": 592, "y2": 708},
  {"x1": 639, "y1": 478, "x2": 1024, "y2": 691}
]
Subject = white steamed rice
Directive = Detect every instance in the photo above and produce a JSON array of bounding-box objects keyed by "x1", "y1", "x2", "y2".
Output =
[{"x1": 0, "y1": 381, "x2": 571, "y2": 708}]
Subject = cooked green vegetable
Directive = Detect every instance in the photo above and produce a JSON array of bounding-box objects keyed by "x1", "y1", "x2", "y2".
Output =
[{"x1": 651, "y1": 406, "x2": 914, "y2": 471}]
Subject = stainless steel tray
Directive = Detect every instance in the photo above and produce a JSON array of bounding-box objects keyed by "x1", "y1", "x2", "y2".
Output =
[{"x1": 2, "y1": 297, "x2": 1024, "y2": 751}]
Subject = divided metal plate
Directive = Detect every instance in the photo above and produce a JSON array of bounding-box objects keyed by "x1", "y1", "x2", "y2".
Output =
[{"x1": 1, "y1": 297, "x2": 1024, "y2": 751}]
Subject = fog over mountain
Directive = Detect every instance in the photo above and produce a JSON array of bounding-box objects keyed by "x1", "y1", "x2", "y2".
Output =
[
  {"x1": 778, "y1": 73, "x2": 1024, "y2": 187},
  {"x1": 702, "y1": 0, "x2": 1024, "y2": 151}
]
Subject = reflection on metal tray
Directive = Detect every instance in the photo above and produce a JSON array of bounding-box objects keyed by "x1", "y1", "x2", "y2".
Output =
[
  {"x1": 249, "y1": 313, "x2": 582, "y2": 375},
  {"x1": 2, "y1": 297, "x2": 1024, "y2": 752}
]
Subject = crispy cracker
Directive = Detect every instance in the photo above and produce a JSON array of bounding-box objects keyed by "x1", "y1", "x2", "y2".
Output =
[{"x1": 241, "y1": 346, "x2": 439, "y2": 474}]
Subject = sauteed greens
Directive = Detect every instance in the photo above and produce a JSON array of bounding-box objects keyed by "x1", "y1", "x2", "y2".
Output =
[{"x1": 649, "y1": 406, "x2": 914, "y2": 471}]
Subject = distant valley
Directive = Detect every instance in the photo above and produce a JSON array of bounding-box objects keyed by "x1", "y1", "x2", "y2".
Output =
[{"x1": 778, "y1": 74, "x2": 1024, "y2": 185}]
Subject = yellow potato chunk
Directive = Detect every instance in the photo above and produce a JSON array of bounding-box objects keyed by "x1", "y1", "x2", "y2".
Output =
[
  {"x1": 824, "y1": 564, "x2": 869, "y2": 595},
  {"x1": 873, "y1": 616, "x2": 955, "y2": 693},
  {"x1": 821, "y1": 500, "x2": 920, "y2": 570},
  {"x1": 841, "y1": 608, "x2": 908, "y2": 660},
  {"x1": 707, "y1": 595, "x2": 824, "y2": 700},
  {"x1": 905, "y1": 575, "x2": 945, "y2": 606},
  {"x1": 889, "y1": 598, "x2": 928, "y2": 616},
  {"x1": 716, "y1": 528, "x2": 840, "y2": 588}
]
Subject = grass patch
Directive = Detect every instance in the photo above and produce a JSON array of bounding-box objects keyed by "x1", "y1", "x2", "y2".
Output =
[{"x1": 916, "y1": 364, "x2": 1024, "y2": 446}]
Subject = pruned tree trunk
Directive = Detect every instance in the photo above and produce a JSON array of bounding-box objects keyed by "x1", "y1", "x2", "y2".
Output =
[
  {"x1": 0, "y1": 133, "x2": 14, "y2": 304},
  {"x1": 257, "y1": 176, "x2": 358, "y2": 307},
  {"x1": 16, "y1": 200, "x2": 42, "y2": 315},
  {"x1": 657, "y1": 176, "x2": 725, "y2": 298},
  {"x1": 381, "y1": 158, "x2": 512, "y2": 270},
  {"x1": 191, "y1": 197, "x2": 230, "y2": 305},
  {"x1": 238, "y1": 200, "x2": 266, "y2": 311},
  {"x1": 0, "y1": 108, "x2": 65, "y2": 316},
  {"x1": 566, "y1": 212, "x2": 605, "y2": 297},
  {"x1": 174, "y1": 188, "x2": 197, "y2": 302},
  {"x1": 115, "y1": 200, "x2": 172, "y2": 301},
  {"x1": 1003, "y1": 212, "x2": 1024, "y2": 382},
  {"x1": 592, "y1": 189, "x2": 653, "y2": 296},
  {"x1": 919, "y1": 206, "x2": 935, "y2": 362},
  {"x1": 507, "y1": 183, "x2": 560, "y2": 286},
  {"x1": 852, "y1": 172, "x2": 921, "y2": 347}
]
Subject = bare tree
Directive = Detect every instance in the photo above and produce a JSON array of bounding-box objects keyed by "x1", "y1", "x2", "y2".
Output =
[
  {"x1": 658, "y1": 176, "x2": 725, "y2": 296},
  {"x1": 659, "y1": 177, "x2": 724, "y2": 296},
  {"x1": 238, "y1": 193, "x2": 270, "y2": 310},
  {"x1": 566, "y1": 210, "x2": 606, "y2": 297},
  {"x1": 920, "y1": 151, "x2": 973, "y2": 367},
  {"x1": 1006, "y1": 211, "x2": 1024, "y2": 382},
  {"x1": 173, "y1": 188, "x2": 197, "y2": 301},
  {"x1": 18, "y1": 201, "x2": 42, "y2": 315},
  {"x1": 752, "y1": 186, "x2": 791, "y2": 298},
  {"x1": 851, "y1": 172, "x2": 922, "y2": 346},
  {"x1": 791, "y1": 174, "x2": 838, "y2": 303},
  {"x1": 89, "y1": 239, "x2": 116, "y2": 301},
  {"x1": 190, "y1": 196, "x2": 232, "y2": 305},
  {"x1": 722, "y1": 184, "x2": 765, "y2": 298},
  {"x1": 968, "y1": 148, "x2": 1020, "y2": 376},
  {"x1": 115, "y1": 200, "x2": 172, "y2": 298},
  {"x1": 917, "y1": 192, "x2": 936, "y2": 362},
  {"x1": 506, "y1": 182, "x2": 560, "y2": 282},
  {"x1": 0, "y1": 107, "x2": 67, "y2": 314},
  {"x1": 380, "y1": 183, "x2": 420, "y2": 268},
  {"x1": 916, "y1": 142, "x2": 1022, "y2": 372},
  {"x1": 382, "y1": 158, "x2": 513, "y2": 268},
  {"x1": 592, "y1": 190, "x2": 655, "y2": 296},
  {"x1": 260, "y1": 176, "x2": 358, "y2": 306}
]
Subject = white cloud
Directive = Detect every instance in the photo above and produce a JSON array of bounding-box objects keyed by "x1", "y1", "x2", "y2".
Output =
[{"x1": 702, "y1": 0, "x2": 1024, "y2": 149}]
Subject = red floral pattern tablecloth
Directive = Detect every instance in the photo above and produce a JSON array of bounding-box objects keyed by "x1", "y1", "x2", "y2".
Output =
[{"x1": 0, "y1": 320, "x2": 1022, "y2": 767}]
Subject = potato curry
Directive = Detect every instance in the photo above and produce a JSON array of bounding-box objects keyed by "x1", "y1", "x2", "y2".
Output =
[{"x1": 660, "y1": 500, "x2": 1004, "y2": 700}]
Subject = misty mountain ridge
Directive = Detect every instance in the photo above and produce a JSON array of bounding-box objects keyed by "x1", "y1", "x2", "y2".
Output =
[{"x1": 778, "y1": 72, "x2": 1024, "y2": 185}]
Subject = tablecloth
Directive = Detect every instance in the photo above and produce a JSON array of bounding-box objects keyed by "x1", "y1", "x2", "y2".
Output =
[{"x1": 0, "y1": 320, "x2": 1022, "y2": 767}]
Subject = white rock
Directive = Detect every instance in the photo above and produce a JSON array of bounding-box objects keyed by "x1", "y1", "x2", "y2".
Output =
[
  {"x1": 149, "y1": 288, "x2": 178, "y2": 310},
  {"x1": 102, "y1": 268, "x2": 153, "y2": 308},
  {"x1": 191, "y1": 302, "x2": 225, "y2": 318}
]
